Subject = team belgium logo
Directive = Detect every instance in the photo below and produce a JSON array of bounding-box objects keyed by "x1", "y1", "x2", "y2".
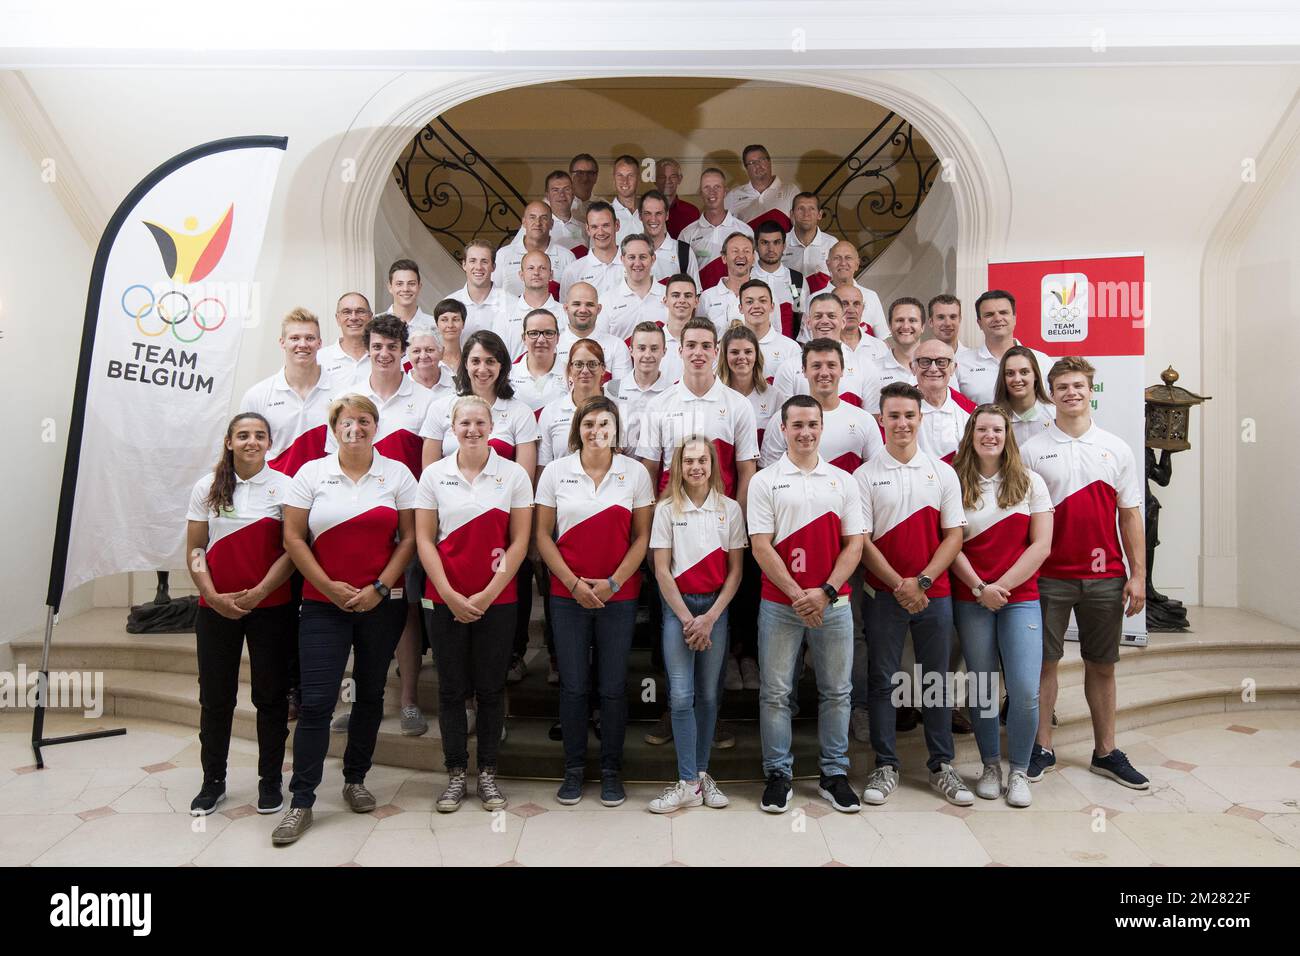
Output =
[{"x1": 123, "y1": 205, "x2": 235, "y2": 342}]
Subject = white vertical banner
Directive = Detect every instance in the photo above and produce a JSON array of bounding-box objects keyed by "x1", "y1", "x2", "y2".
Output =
[{"x1": 47, "y1": 137, "x2": 287, "y2": 609}]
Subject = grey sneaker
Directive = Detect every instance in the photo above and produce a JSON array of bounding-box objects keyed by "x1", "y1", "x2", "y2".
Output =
[
  {"x1": 465, "y1": 706, "x2": 477, "y2": 737},
  {"x1": 399, "y1": 706, "x2": 428, "y2": 737},
  {"x1": 929, "y1": 763, "x2": 974, "y2": 807},
  {"x1": 974, "y1": 763, "x2": 1003, "y2": 800},
  {"x1": 850, "y1": 708, "x2": 871, "y2": 743},
  {"x1": 271, "y1": 807, "x2": 312, "y2": 845},
  {"x1": 713, "y1": 721, "x2": 736, "y2": 750},
  {"x1": 1005, "y1": 769, "x2": 1032, "y2": 808},
  {"x1": 699, "y1": 772, "x2": 729, "y2": 808},
  {"x1": 556, "y1": 769, "x2": 584, "y2": 805},
  {"x1": 644, "y1": 712, "x2": 673, "y2": 745},
  {"x1": 862, "y1": 765, "x2": 899, "y2": 805},
  {"x1": 330, "y1": 711, "x2": 350, "y2": 733},
  {"x1": 437, "y1": 768, "x2": 467, "y2": 813},
  {"x1": 477, "y1": 768, "x2": 507, "y2": 811},
  {"x1": 648, "y1": 779, "x2": 702, "y2": 814},
  {"x1": 342, "y1": 782, "x2": 377, "y2": 813}
]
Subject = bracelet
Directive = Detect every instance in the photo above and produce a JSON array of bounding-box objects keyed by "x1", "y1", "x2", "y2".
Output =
[{"x1": 567, "y1": 577, "x2": 581, "y2": 593}]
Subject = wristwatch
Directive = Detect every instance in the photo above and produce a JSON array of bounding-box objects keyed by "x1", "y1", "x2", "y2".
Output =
[
  {"x1": 373, "y1": 580, "x2": 391, "y2": 599},
  {"x1": 972, "y1": 582, "x2": 986, "y2": 599},
  {"x1": 607, "y1": 577, "x2": 621, "y2": 595},
  {"x1": 917, "y1": 574, "x2": 933, "y2": 591},
  {"x1": 820, "y1": 583, "x2": 839, "y2": 603}
]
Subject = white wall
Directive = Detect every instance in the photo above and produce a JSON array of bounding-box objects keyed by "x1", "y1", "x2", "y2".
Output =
[
  {"x1": 863, "y1": 176, "x2": 958, "y2": 309},
  {"x1": 1235, "y1": 157, "x2": 1300, "y2": 625},
  {"x1": 5, "y1": 61, "x2": 1299, "y2": 629}
]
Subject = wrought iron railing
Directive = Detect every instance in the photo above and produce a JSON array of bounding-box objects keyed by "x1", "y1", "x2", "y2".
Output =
[
  {"x1": 393, "y1": 118, "x2": 526, "y2": 262},
  {"x1": 812, "y1": 112, "x2": 941, "y2": 267}
]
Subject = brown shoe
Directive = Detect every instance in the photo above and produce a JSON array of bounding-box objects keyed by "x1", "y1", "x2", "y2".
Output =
[
  {"x1": 952, "y1": 710, "x2": 974, "y2": 735},
  {"x1": 271, "y1": 807, "x2": 312, "y2": 845},
  {"x1": 896, "y1": 706, "x2": 921, "y2": 732},
  {"x1": 713, "y1": 721, "x2": 736, "y2": 750},
  {"x1": 644, "y1": 712, "x2": 673, "y2": 745},
  {"x1": 342, "y1": 782, "x2": 376, "y2": 813}
]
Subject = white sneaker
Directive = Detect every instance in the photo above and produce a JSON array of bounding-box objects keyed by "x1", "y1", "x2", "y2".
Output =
[
  {"x1": 724, "y1": 656, "x2": 743, "y2": 691},
  {"x1": 1005, "y1": 769, "x2": 1032, "y2": 808},
  {"x1": 974, "y1": 763, "x2": 1003, "y2": 800},
  {"x1": 330, "y1": 711, "x2": 350, "y2": 733},
  {"x1": 929, "y1": 763, "x2": 975, "y2": 807},
  {"x1": 648, "y1": 779, "x2": 703, "y2": 814},
  {"x1": 699, "y1": 772, "x2": 729, "y2": 808},
  {"x1": 740, "y1": 657, "x2": 761, "y2": 690},
  {"x1": 850, "y1": 708, "x2": 871, "y2": 743},
  {"x1": 465, "y1": 706, "x2": 477, "y2": 736},
  {"x1": 862, "y1": 765, "x2": 899, "y2": 805}
]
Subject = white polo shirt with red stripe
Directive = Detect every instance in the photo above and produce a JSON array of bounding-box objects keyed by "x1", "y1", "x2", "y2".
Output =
[
  {"x1": 607, "y1": 372, "x2": 673, "y2": 455},
  {"x1": 607, "y1": 198, "x2": 644, "y2": 241},
  {"x1": 678, "y1": 214, "x2": 753, "y2": 290},
  {"x1": 186, "y1": 465, "x2": 294, "y2": 607},
  {"x1": 783, "y1": 228, "x2": 837, "y2": 279},
  {"x1": 955, "y1": 341, "x2": 1053, "y2": 406},
  {"x1": 1021, "y1": 421, "x2": 1141, "y2": 581},
  {"x1": 239, "y1": 368, "x2": 341, "y2": 477},
  {"x1": 559, "y1": 252, "x2": 624, "y2": 301},
  {"x1": 513, "y1": 216, "x2": 585, "y2": 254},
  {"x1": 536, "y1": 393, "x2": 580, "y2": 468},
  {"x1": 697, "y1": 283, "x2": 743, "y2": 336},
  {"x1": 753, "y1": 324, "x2": 801, "y2": 386},
  {"x1": 494, "y1": 294, "x2": 565, "y2": 361},
  {"x1": 508, "y1": 354, "x2": 569, "y2": 417},
  {"x1": 600, "y1": 279, "x2": 670, "y2": 340},
  {"x1": 635, "y1": 378, "x2": 760, "y2": 498},
  {"x1": 325, "y1": 375, "x2": 436, "y2": 479},
  {"x1": 317, "y1": 341, "x2": 370, "y2": 381},
  {"x1": 650, "y1": 234, "x2": 700, "y2": 287},
  {"x1": 954, "y1": 470, "x2": 1053, "y2": 603},
  {"x1": 725, "y1": 176, "x2": 800, "y2": 222},
  {"x1": 284, "y1": 452, "x2": 418, "y2": 602},
  {"x1": 760, "y1": 400, "x2": 885, "y2": 473},
  {"x1": 854, "y1": 448, "x2": 966, "y2": 598},
  {"x1": 747, "y1": 453, "x2": 864, "y2": 604},
  {"x1": 493, "y1": 235, "x2": 576, "y2": 299},
  {"x1": 917, "y1": 391, "x2": 971, "y2": 464},
  {"x1": 415, "y1": 448, "x2": 533, "y2": 605},
  {"x1": 556, "y1": 328, "x2": 632, "y2": 382},
  {"x1": 731, "y1": 383, "x2": 787, "y2": 450},
  {"x1": 419, "y1": 393, "x2": 540, "y2": 462},
  {"x1": 751, "y1": 264, "x2": 805, "y2": 339},
  {"x1": 446, "y1": 284, "x2": 508, "y2": 340},
  {"x1": 772, "y1": 344, "x2": 880, "y2": 410},
  {"x1": 650, "y1": 492, "x2": 747, "y2": 594},
  {"x1": 535, "y1": 452, "x2": 656, "y2": 601},
  {"x1": 1009, "y1": 400, "x2": 1057, "y2": 448}
]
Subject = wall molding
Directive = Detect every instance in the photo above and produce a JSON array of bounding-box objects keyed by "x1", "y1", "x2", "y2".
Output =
[{"x1": 1198, "y1": 88, "x2": 1300, "y2": 607}]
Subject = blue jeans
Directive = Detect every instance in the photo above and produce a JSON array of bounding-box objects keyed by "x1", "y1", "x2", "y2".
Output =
[
  {"x1": 954, "y1": 599, "x2": 1043, "y2": 772},
  {"x1": 289, "y1": 598, "x2": 405, "y2": 808},
  {"x1": 661, "y1": 592, "x2": 729, "y2": 780},
  {"x1": 758, "y1": 599, "x2": 853, "y2": 779},
  {"x1": 550, "y1": 596, "x2": 638, "y2": 773},
  {"x1": 865, "y1": 592, "x2": 955, "y2": 773}
]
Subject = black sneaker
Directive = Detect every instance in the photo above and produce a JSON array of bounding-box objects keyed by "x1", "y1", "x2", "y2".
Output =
[
  {"x1": 896, "y1": 706, "x2": 921, "y2": 732},
  {"x1": 760, "y1": 773, "x2": 793, "y2": 813},
  {"x1": 189, "y1": 781, "x2": 226, "y2": 816},
  {"x1": 1090, "y1": 749, "x2": 1150, "y2": 790},
  {"x1": 556, "y1": 769, "x2": 584, "y2": 805},
  {"x1": 600, "y1": 771, "x2": 626, "y2": 807},
  {"x1": 548, "y1": 721, "x2": 563, "y2": 741},
  {"x1": 817, "y1": 774, "x2": 861, "y2": 813},
  {"x1": 1027, "y1": 744, "x2": 1056, "y2": 782},
  {"x1": 257, "y1": 779, "x2": 284, "y2": 814}
]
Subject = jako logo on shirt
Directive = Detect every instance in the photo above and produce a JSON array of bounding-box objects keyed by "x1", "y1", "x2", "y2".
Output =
[{"x1": 49, "y1": 886, "x2": 152, "y2": 936}]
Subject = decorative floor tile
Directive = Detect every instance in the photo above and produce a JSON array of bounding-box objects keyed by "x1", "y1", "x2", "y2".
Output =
[
  {"x1": 221, "y1": 804, "x2": 257, "y2": 820},
  {"x1": 1161, "y1": 760, "x2": 1197, "y2": 772},
  {"x1": 371, "y1": 804, "x2": 403, "y2": 821},
  {"x1": 1224, "y1": 805, "x2": 1265, "y2": 821},
  {"x1": 508, "y1": 802, "x2": 547, "y2": 819},
  {"x1": 141, "y1": 762, "x2": 175, "y2": 774},
  {"x1": 76, "y1": 806, "x2": 115, "y2": 822},
  {"x1": 1226, "y1": 725, "x2": 1258, "y2": 735}
]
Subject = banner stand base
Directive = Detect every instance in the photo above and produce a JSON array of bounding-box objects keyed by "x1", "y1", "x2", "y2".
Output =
[{"x1": 29, "y1": 605, "x2": 126, "y2": 770}]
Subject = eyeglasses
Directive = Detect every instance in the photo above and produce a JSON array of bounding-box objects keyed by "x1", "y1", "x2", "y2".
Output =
[
  {"x1": 570, "y1": 169, "x2": 597, "y2": 178},
  {"x1": 914, "y1": 357, "x2": 952, "y2": 370},
  {"x1": 525, "y1": 329, "x2": 558, "y2": 340},
  {"x1": 570, "y1": 360, "x2": 604, "y2": 372},
  {"x1": 338, "y1": 308, "x2": 372, "y2": 318}
]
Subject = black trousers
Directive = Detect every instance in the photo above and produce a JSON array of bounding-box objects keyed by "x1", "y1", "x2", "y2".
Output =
[
  {"x1": 195, "y1": 603, "x2": 294, "y2": 785},
  {"x1": 427, "y1": 603, "x2": 515, "y2": 770},
  {"x1": 514, "y1": 557, "x2": 554, "y2": 660},
  {"x1": 729, "y1": 549, "x2": 762, "y2": 659}
]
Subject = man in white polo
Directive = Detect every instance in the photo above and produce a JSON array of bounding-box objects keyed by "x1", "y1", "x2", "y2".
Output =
[
  {"x1": 956, "y1": 289, "x2": 1052, "y2": 405},
  {"x1": 679, "y1": 167, "x2": 753, "y2": 292},
  {"x1": 783, "y1": 191, "x2": 837, "y2": 282},
  {"x1": 774, "y1": 292, "x2": 879, "y2": 408},
  {"x1": 639, "y1": 189, "x2": 700, "y2": 287},
  {"x1": 601, "y1": 235, "x2": 670, "y2": 340},
  {"x1": 826, "y1": 241, "x2": 887, "y2": 340},
  {"x1": 912, "y1": 339, "x2": 969, "y2": 465},
  {"x1": 318, "y1": 292, "x2": 373, "y2": 381},
  {"x1": 738, "y1": 279, "x2": 800, "y2": 384},
  {"x1": 386, "y1": 258, "x2": 435, "y2": 334},
  {"x1": 607, "y1": 153, "x2": 644, "y2": 239},
  {"x1": 495, "y1": 250, "x2": 563, "y2": 361},
  {"x1": 927, "y1": 294, "x2": 963, "y2": 353},
  {"x1": 447, "y1": 239, "x2": 508, "y2": 340},
  {"x1": 494, "y1": 200, "x2": 576, "y2": 299},
  {"x1": 555, "y1": 280, "x2": 632, "y2": 382},
  {"x1": 657, "y1": 273, "x2": 697, "y2": 383},
  {"x1": 751, "y1": 220, "x2": 807, "y2": 340},
  {"x1": 835, "y1": 284, "x2": 889, "y2": 364},
  {"x1": 726, "y1": 143, "x2": 800, "y2": 225},
  {"x1": 568, "y1": 152, "x2": 599, "y2": 222},
  {"x1": 608, "y1": 320, "x2": 675, "y2": 455},
  {"x1": 656, "y1": 157, "x2": 700, "y2": 239},
  {"x1": 696, "y1": 231, "x2": 756, "y2": 334},
  {"x1": 540, "y1": 170, "x2": 586, "y2": 254},
  {"x1": 560, "y1": 201, "x2": 623, "y2": 300}
]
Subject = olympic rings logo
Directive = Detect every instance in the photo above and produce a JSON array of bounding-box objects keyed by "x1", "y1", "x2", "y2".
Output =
[{"x1": 121, "y1": 284, "x2": 227, "y2": 343}]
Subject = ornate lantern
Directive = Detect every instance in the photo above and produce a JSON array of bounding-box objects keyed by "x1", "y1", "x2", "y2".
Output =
[{"x1": 1145, "y1": 366, "x2": 1209, "y2": 452}]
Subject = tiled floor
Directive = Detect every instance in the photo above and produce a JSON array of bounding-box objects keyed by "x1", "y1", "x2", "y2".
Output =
[{"x1": 2, "y1": 709, "x2": 1297, "y2": 866}]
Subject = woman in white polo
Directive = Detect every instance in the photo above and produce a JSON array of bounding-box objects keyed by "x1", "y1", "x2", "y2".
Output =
[
  {"x1": 416, "y1": 396, "x2": 533, "y2": 814},
  {"x1": 994, "y1": 346, "x2": 1056, "y2": 447},
  {"x1": 537, "y1": 338, "x2": 609, "y2": 468},
  {"x1": 535, "y1": 395, "x2": 654, "y2": 808},
  {"x1": 273, "y1": 393, "x2": 417, "y2": 847},
  {"x1": 647, "y1": 436, "x2": 747, "y2": 814},
  {"x1": 185, "y1": 412, "x2": 296, "y2": 817}
]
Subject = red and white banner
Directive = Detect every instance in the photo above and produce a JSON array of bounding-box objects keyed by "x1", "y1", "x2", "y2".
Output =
[
  {"x1": 47, "y1": 137, "x2": 286, "y2": 609},
  {"x1": 988, "y1": 253, "x2": 1147, "y2": 642}
]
